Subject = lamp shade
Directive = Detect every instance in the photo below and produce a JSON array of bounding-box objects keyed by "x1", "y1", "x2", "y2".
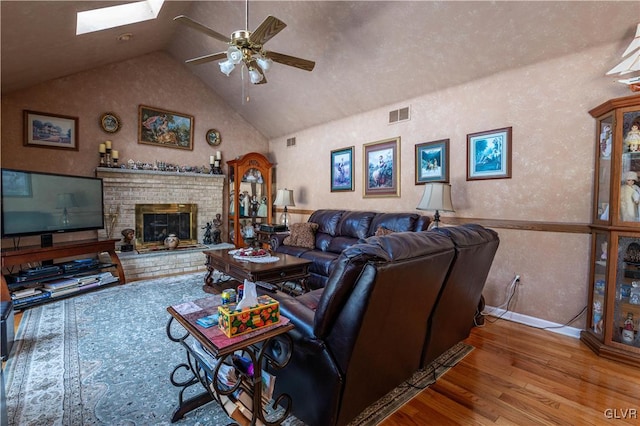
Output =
[
  {"x1": 273, "y1": 189, "x2": 295, "y2": 207},
  {"x1": 416, "y1": 183, "x2": 454, "y2": 212}
]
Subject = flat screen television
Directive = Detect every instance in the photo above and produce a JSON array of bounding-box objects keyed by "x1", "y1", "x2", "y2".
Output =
[{"x1": 1, "y1": 168, "x2": 104, "y2": 241}]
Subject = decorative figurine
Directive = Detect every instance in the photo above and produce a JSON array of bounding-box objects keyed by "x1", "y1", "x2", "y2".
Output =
[
  {"x1": 621, "y1": 312, "x2": 635, "y2": 344},
  {"x1": 212, "y1": 213, "x2": 223, "y2": 245},
  {"x1": 620, "y1": 171, "x2": 640, "y2": 222},
  {"x1": 592, "y1": 300, "x2": 603, "y2": 334},
  {"x1": 257, "y1": 196, "x2": 268, "y2": 217},
  {"x1": 202, "y1": 222, "x2": 213, "y2": 245},
  {"x1": 625, "y1": 122, "x2": 640, "y2": 152},
  {"x1": 120, "y1": 228, "x2": 135, "y2": 252}
]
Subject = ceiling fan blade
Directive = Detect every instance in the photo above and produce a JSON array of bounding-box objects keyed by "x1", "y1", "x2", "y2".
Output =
[
  {"x1": 174, "y1": 15, "x2": 229, "y2": 43},
  {"x1": 185, "y1": 52, "x2": 227, "y2": 66},
  {"x1": 265, "y1": 51, "x2": 315, "y2": 72},
  {"x1": 250, "y1": 16, "x2": 286, "y2": 46}
]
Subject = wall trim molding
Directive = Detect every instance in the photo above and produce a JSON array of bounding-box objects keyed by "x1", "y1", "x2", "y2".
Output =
[
  {"x1": 281, "y1": 209, "x2": 591, "y2": 234},
  {"x1": 485, "y1": 305, "x2": 582, "y2": 338}
]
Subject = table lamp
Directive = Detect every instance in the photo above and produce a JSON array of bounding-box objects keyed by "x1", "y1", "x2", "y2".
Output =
[
  {"x1": 416, "y1": 183, "x2": 454, "y2": 228},
  {"x1": 273, "y1": 188, "x2": 295, "y2": 228}
]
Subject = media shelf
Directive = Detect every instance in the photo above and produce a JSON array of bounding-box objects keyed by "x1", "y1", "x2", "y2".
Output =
[{"x1": 1, "y1": 239, "x2": 125, "y2": 310}]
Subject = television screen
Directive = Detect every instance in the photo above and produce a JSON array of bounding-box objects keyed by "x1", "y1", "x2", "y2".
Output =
[{"x1": 1, "y1": 168, "x2": 104, "y2": 238}]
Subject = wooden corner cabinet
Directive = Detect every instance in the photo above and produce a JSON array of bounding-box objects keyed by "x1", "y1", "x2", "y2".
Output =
[
  {"x1": 582, "y1": 94, "x2": 640, "y2": 365},
  {"x1": 227, "y1": 152, "x2": 274, "y2": 248}
]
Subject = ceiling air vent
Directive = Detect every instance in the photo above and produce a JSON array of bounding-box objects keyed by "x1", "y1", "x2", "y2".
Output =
[
  {"x1": 388, "y1": 106, "x2": 410, "y2": 124},
  {"x1": 286, "y1": 137, "x2": 296, "y2": 147}
]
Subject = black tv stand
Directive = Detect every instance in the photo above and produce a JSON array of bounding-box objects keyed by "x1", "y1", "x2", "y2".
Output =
[{"x1": 0, "y1": 239, "x2": 125, "y2": 309}]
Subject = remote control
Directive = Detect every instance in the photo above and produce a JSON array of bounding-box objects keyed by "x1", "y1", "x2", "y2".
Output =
[{"x1": 255, "y1": 281, "x2": 278, "y2": 292}]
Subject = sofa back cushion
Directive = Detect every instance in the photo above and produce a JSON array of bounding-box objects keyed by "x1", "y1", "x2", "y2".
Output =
[
  {"x1": 308, "y1": 210, "x2": 344, "y2": 251},
  {"x1": 422, "y1": 224, "x2": 499, "y2": 366},
  {"x1": 368, "y1": 212, "x2": 426, "y2": 236},
  {"x1": 322, "y1": 231, "x2": 456, "y2": 425}
]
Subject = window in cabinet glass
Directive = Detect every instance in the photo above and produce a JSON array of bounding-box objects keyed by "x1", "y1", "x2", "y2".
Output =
[
  {"x1": 615, "y1": 236, "x2": 640, "y2": 347},
  {"x1": 620, "y1": 111, "x2": 640, "y2": 223},
  {"x1": 592, "y1": 233, "x2": 608, "y2": 336}
]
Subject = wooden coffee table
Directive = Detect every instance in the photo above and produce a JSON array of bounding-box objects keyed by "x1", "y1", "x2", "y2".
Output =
[{"x1": 203, "y1": 249, "x2": 311, "y2": 294}]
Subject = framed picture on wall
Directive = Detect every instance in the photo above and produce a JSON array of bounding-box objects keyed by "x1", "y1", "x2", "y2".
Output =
[
  {"x1": 23, "y1": 110, "x2": 79, "y2": 150},
  {"x1": 331, "y1": 146, "x2": 354, "y2": 192},
  {"x1": 363, "y1": 137, "x2": 400, "y2": 198},
  {"x1": 467, "y1": 127, "x2": 512, "y2": 180},
  {"x1": 415, "y1": 139, "x2": 449, "y2": 184},
  {"x1": 138, "y1": 105, "x2": 194, "y2": 150}
]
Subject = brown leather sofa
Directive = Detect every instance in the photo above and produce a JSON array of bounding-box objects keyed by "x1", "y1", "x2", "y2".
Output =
[
  {"x1": 271, "y1": 210, "x2": 431, "y2": 290},
  {"x1": 266, "y1": 224, "x2": 499, "y2": 426}
]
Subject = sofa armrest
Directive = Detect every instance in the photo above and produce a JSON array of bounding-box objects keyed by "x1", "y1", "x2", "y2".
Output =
[{"x1": 270, "y1": 232, "x2": 290, "y2": 252}]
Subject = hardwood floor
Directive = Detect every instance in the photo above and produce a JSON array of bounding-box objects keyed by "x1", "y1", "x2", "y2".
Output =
[
  {"x1": 382, "y1": 318, "x2": 640, "y2": 426},
  {"x1": 5, "y1": 311, "x2": 639, "y2": 425}
]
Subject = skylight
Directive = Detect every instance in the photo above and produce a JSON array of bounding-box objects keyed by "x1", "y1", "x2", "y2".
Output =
[{"x1": 76, "y1": 0, "x2": 165, "y2": 35}]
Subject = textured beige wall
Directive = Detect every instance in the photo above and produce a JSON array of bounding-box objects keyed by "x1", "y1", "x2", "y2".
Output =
[
  {"x1": 268, "y1": 43, "x2": 633, "y2": 327},
  {"x1": 1, "y1": 51, "x2": 268, "y2": 175},
  {"x1": 1, "y1": 51, "x2": 267, "y2": 247}
]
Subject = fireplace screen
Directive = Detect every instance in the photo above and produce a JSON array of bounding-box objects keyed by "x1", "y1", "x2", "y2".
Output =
[{"x1": 135, "y1": 203, "x2": 198, "y2": 247}]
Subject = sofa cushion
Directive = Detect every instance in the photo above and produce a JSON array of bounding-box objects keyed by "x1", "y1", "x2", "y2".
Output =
[
  {"x1": 337, "y1": 211, "x2": 377, "y2": 239},
  {"x1": 276, "y1": 244, "x2": 312, "y2": 258},
  {"x1": 327, "y1": 236, "x2": 361, "y2": 253},
  {"x1": 308, "y1": 210, "x2": 344, "y2": 236},
  {"x1": 368, "y1": 213, "x2": 421, "y2": 236},
  {"x1": 284, "y1": 222, "x2": 319, "y2": 249},
  {"x1": 301, "y1": 250, "x2": 340, "y2": 277}
]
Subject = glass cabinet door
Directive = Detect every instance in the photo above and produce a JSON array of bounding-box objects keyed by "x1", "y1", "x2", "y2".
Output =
[
  {"x1": 613, "y1": 234, "x2": 640, "y2": 348},
  {"x1": 591, "y1": 232, "x2": 609, "y2": 338},
  {"x1": 619, "y1": 109, "x2": 640, "y2": 224},
  {"x1": 595, "y1": 115, "x2": 613, "y2": 223}
]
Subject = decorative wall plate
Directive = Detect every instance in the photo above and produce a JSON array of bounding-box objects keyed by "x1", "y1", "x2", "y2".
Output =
[
  {"x1": 100, "y1": 112, "x2": 121, "y2": 133},
  {"x1": 206, "y1": 129, "x2": 221, "y2": 146}
]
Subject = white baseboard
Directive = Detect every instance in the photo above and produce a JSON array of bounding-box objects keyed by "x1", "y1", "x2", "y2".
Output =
[{"x1": 484, "y1": 306, "x2": 582, "y2": 339}]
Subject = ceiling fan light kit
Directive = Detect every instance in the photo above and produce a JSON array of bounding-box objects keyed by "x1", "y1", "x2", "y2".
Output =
[{"x1": 174, "y1": 1, "x2": 315, "y2": 89}]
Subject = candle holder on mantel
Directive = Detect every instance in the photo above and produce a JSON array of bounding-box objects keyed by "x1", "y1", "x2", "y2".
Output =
[{"x1": 210, "y1": 153, "x2": 223, "y2": 174}]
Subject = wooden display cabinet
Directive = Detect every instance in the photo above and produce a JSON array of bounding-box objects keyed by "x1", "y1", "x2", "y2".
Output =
[
  {"x1": 227, "y1": 152, "x2": 274, "y2": 248},
  {"x1": 582, "y1": 94, "x2": 640, "y2": 365}
]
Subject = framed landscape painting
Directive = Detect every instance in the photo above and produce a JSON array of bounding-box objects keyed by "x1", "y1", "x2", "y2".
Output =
[
  {"x1": 415, "y1": 139, "x2": 449, "y2": 184},
  {"x1": 363, "y1": 137, "x2": 400, "y2": 198},
  {"x1": 467, "y1": 127, "x2": 512, "y2": 180},
  {"x1": 23, "y1": 110, "x2": 78, "y2": 150},
  {"x1": 331, "y1": 146, "x2": 354, "y2": 192},
  {"x1": 138, "y1": 105, "x2": 194, "y2": 150}
]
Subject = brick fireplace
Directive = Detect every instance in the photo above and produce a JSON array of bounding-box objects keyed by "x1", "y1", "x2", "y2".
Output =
[{"x1": 95, "y1": 168, "x2": 231, "y2": 281}]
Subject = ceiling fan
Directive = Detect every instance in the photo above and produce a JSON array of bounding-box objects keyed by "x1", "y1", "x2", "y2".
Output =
[{"x1": 174, "y1": 1, "x2": 315, "y2": 86}]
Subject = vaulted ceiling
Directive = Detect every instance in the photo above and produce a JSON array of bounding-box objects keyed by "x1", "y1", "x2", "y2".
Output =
[{"x1": 2, "y1": 1, "x2": 639, "y2": 139}]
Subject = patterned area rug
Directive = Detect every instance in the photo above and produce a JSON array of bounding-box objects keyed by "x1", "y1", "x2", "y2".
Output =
[{"x1": 4, "y1": 273, "x2": 473, "y2": 426}]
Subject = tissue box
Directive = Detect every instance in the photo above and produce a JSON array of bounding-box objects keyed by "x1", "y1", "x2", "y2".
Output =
[{"x1": 218, "y1": 295, "x2": 280, "y2": 338}]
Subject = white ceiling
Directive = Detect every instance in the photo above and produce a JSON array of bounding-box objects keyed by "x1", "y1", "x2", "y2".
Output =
[{"x1": 2, "y1": 1, "x2": 639, "y2": 139}]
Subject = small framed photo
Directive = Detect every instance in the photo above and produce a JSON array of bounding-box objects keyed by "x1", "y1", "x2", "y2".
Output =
[
  {"x1": 23, "y1": 110, "x2": 78, "y2": 150},
  {"x1": 415, "y1": 139, "x2": 449, "y2": 184},
  {"x1": 331, "y1": 146, "x2": 354, "y2": 192},
  {"x1": 363, "y1": 137, "x2": 400, "y2": 198},
  {"x1": 467, "y1": 127, "x2": 512, "y2": 180},
  {"x1": 138, "y1": 105, "x2": 194, "y2": 150}
]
